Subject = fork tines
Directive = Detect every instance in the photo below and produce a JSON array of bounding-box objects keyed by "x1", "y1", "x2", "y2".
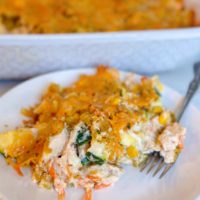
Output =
[{"x1": 140, "y1": 152, "x2": 174, "y2": 178}]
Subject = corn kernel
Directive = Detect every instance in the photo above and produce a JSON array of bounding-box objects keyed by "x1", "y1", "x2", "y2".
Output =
[
  {"x1": 127, "y1": 146, "x2": 139, "y2": 158},
  {"x1": 113, "y1": 98, "x2": 120, "y2": 105},
  {"x1": 89, "y1": 170, "x2": 97, "y2": 175},
  {"x1": 157, "y1": 82, "x2": 163, "y2": 92},
  {"x1": 152, "y1": 106, "x2": 163, "y2": 114},
  {"x1": 159, "y1": 112, "x2": 170, "y2": 126}
]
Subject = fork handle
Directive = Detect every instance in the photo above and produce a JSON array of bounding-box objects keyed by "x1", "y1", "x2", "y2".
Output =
[{"x1": 176, "y1": 64, "x2": 200, "y2": 122}]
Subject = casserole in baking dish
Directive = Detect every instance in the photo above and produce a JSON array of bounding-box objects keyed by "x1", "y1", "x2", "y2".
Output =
[{"x1": 0, "y1": 0, "x2": 196, "y2": 34}]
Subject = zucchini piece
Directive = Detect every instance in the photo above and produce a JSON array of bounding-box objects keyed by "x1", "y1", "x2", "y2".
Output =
[{"x1": 0, "y1": 129, "x2": 35, "y2": 157}]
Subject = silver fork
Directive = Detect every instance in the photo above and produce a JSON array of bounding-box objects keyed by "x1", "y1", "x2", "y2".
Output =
[{"x1": 140, "y1": 62, "x2": 200, "y2": 179}]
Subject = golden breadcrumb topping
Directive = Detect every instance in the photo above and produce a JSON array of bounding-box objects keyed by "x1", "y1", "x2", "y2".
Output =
[
  {"x1": 0, "y1": 0, "x2": 194, "y2": 33},
  {"x1": 17, "y1": 66, "x2": 161, "y2": 164}
]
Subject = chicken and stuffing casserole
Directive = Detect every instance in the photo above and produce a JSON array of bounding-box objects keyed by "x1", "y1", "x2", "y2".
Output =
[
  {"x1": 0, "y1": 0, "x2": 195, "y2": 33},
  {"x1": 0, "y1": 66, "x2": 186, "y2": 200}
]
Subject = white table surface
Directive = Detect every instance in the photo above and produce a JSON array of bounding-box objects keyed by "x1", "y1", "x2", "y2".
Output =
[{"x1": 0, "y1": 66, "x2": 200, "y2": 109}]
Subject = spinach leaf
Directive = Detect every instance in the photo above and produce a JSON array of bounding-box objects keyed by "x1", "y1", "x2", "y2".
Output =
[
  {"x1": 81, "y1": 152, "x2": 105, "y2": 166},
  {"x1": 87, "y1": 152, "x2": 104, "y2": 165},
  {"x1": 76, "y1": 127, "x2": 91, "y2": 146},
  {"x1": 81, "y1": 157, "x2": 90, "y2": 166}
]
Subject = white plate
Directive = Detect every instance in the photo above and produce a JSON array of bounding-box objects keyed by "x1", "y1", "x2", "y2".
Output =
[{"x1": 0, "y1": 68, "x2": 200, "y2": 200}]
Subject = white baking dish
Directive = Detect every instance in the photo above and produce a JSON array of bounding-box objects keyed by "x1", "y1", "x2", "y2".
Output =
[{"x1": 0, "y1": 28, "x2": 200, "y2": 79}]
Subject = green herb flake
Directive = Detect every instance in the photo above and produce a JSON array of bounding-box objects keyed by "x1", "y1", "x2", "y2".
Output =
[
  {"x1": 127, "y1": 123, "x2": 131, "y2": 129},
  {"x1": 96, "y1": 129, "x2": 101, "y2": 134},
  {"x1": 69, "y1": 183, "x2": 75, "y2": 188}
]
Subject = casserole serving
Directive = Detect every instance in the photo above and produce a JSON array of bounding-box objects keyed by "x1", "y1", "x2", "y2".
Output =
[{"x1": 0, "y1": 66, "x2": 186, "y2": 200}]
